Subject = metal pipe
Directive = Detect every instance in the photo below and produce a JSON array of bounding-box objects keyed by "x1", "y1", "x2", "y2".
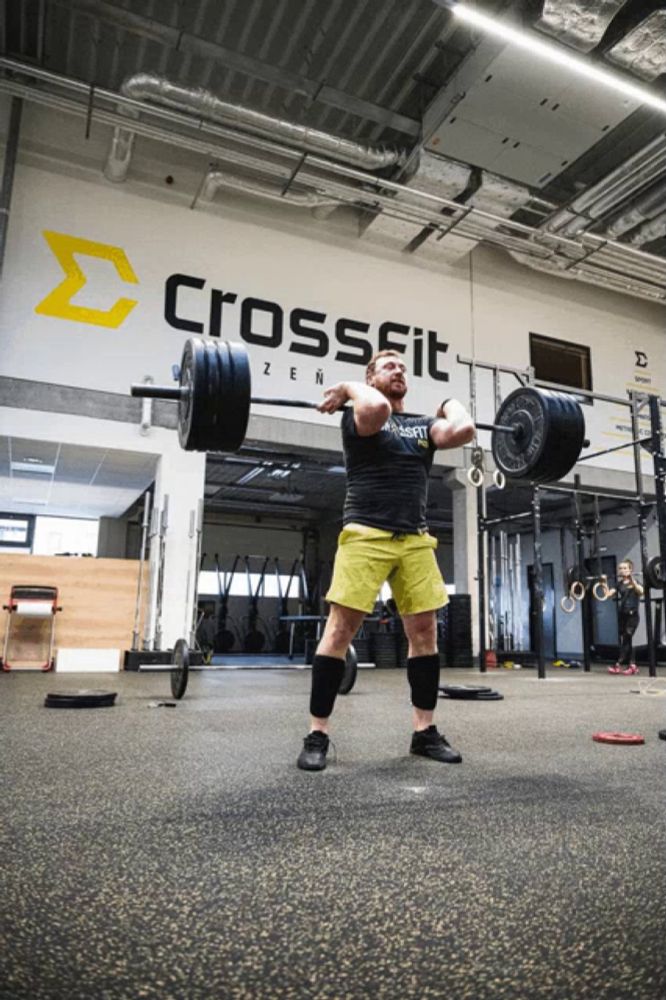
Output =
[
  {"x1": 649, "y1": 395, "x2": 666, "y2": 668},
  {"x1": 105, "y1": 72, "x2": 405, "y2": 182},
  {"x1": 4, "y1": 60, "x2": 666, "y2": 303},
  {"x1": 532, "y1": 487, "x2": 546, "y2": 679},
  {"x1": 631, "y1": 396, "x2": 656, "y2": 677},
  {"x1": 605, "y1": 177, "x2": 666, "y2": 239},
  {"x1": 131, "y1": 491, "x2": 152, "y2": 651},
  {"x1": 0, "y1": 98, "x2": 22, "y2": 283},
  {"x1": 573, "y1": 486, "x2": 592, "y2": 673},
  {"x1": 477, "y1": 477, "x2": 487, "y2": 673},
  {"x1": 578, "y1": 436, "x2": 652, "y2": 462}
]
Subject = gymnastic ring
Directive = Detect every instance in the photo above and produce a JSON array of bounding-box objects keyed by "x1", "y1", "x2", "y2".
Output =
[
  {"x1": 570, "y1": 581, "x2": 586, "y2": 601},
  {"x1": 492, "y1": 469, "x2": 506, "y2": 490},
  {"x1": 560, "y1": 595, "x2": 576, "y2": 614},
  {"x1": 592, "y1": 580, "x2": 610, "y2": 602},
  {"x1": 467, "y1": 466, "x2": 484, "y2": 488}
]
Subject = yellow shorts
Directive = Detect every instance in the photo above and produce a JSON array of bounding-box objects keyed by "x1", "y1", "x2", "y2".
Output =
[{"x1": 325, "y1": 522, "x2": 448, "y2": 616}]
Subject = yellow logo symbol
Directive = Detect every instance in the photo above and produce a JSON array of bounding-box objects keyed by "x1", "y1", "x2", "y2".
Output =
[{"x1": 35, "y1": 230, "x2": 139, "y2": 328}]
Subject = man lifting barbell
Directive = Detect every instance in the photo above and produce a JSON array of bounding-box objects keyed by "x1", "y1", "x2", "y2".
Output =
[
  {"x1": 607, "y1": 559, "x2": 643, "y2": 676},
  {"x1": 296, "y1": 350, "x2": 475, "y2": 771},
  {"x1": 130, "y1": 337, "x2": 587, "y2": 704}
]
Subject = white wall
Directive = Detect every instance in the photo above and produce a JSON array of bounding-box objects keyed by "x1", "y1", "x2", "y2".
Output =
[{"x1": 2, "y1": 159, "x2": 664, "y2": 480}]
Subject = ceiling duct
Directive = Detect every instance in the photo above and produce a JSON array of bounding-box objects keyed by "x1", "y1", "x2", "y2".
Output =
[
  {"x1": 606, "y1": 11, "x2": 666, "y2": 80},
  {"x1": 414, "y1": 169, "x2": 531, "y2": 264},
  {"x1": 2, "y1": 60, "x2": 665, "y2": 306},
  {"x1": 629, "y1": 209, "x2": 666, "y2": 247},
  {"x1": 198, "y1": 169, "x2": 338, "y2": 218},
  {"x1": 508, "y1": 249, "x2": 664, "y2": 301},
  {"x1": 605, "y1": 177, "x2": 666, "y2": 239},
  {"x1": 535, "y1": 1, "x2": 630, "y2": 52},
  {"x1": 104, "y1": 73, "x2": 406, "y2": 183},
  {"x1": 544, "y1": 133, "x2": 666, "y2": 238},
  {"x1": 360, "y1": 150, "x2": 471, "y2": 252}
]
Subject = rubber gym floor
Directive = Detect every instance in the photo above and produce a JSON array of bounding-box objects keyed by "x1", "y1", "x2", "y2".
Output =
[{"x1": 2, "y1": 665, "x2": 666, "y2": 1000}]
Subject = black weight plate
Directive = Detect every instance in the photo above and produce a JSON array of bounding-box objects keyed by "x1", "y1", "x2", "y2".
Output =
[
  {"x1": 177, "y1": 338, "x2": 207, "y2": 451},
  {"x1": 645, "y1": 555, "x2": 666, "y2": 589},
  {"x1": 338, "y1": 644, "x2": 358, "y2": 696},
  {"x1": 45, "y1": 690, "x2": 117, "y2": 709},
  {"x1": 475, "y1": 691, "x2": 504, "y2": 701},
  {"x1": 171, "y1": 638, "x2": 190, "y2": 700},
  {"x1": 215, "y1": 628, "x2": 236, "y2": 653},
  {"x1": 214, "y1": 341, "x2": 251, "y2": 453},
  {"x1": 243, "y1": 629, "x2": 266, "y2": 653},
  {"x1": 440, "y1": 684, "x2": 492, "y2": 699},
  {"x1": 201, "y1": 337, "x2": 222, "y2": 452},
  {"x1": 659, "y1": 729, "x2": 666, "y2": 741},
  {"x1": 492, "y1": 388, "x2": 585, "y2": 483},
  {"x1": 274, "y1": 631, "x2": 290, "y2": 654}
]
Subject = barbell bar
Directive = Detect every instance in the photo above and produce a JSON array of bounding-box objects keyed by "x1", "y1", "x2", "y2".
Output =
[
  {"x1": 133, "y1": 384, "x2": 517, "y2": 436},
  {"x1": 130, "y1": 336, "x2": 587, "y2": 483}
]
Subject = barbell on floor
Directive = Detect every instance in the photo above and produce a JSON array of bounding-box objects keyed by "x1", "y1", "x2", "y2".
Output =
[
  {"x1": 131, "y1": 336, "x2": 588, "y2": 483},
  {"x1": 168, "y1": 637, "x2": 359, "y2": 700}
]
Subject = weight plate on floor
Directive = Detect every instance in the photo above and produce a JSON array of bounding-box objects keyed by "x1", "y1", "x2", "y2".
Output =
[
  {"x1": 170, "y1": 638, "x2": 190, "y2": 700},
  {"x1": 592, "y1": 731, "x2": 645, "y2": 745},
  {"x1": 243, "y1": 629, "x2": 266, "y2": 653},
  {"x1": 338, "y1": 644, "x2": 358, "y2": 696},
  {"x1": 439, "y1": 684, "x2": 493, "y2": 699},
  {"x1": 659, "y1": 729, "x2": 666, "y2": 741},
  {"x1": 474, "y1": 691, "x2": 504, "y2": 701},
  {"x1": 45, "y1": 690, "x2": 117, "y2": 709}
]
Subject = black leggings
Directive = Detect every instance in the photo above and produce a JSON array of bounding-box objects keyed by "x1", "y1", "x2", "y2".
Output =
[{"x1": 618, "y1": 610, "x2": 639, "y2": 666}]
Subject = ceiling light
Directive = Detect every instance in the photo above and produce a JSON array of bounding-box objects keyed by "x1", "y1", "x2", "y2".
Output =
[
  {"x1": 10, "y1": 461, "x2": 55, "y2": 475},
  {"x1": 450, "y1": 3, "x2": 666, "y2": 116},
  {"x1": 234, "y1": 466, "x2": 265, "y2": 486}
]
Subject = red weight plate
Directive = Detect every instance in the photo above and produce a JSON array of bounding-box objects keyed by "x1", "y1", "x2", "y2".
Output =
[{"x1": 592, "y1": 731, "x2": 645, "y2": 745}]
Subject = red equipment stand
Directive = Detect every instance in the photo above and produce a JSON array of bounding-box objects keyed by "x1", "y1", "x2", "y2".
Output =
[{"x1": 1, "y1": 585, "x2": 62, "y2": 671}]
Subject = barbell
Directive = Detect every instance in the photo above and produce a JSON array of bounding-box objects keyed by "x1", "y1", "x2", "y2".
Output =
[
  {"x1": 168, "y1": 636, "x2": 359, "y2": 700},
  {"x1": 130, "y1": 336, "x2": 587, "y2": 483}
]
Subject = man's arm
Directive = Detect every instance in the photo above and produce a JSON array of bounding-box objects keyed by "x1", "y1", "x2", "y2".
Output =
[
  {"x1": 317, "y1": 381, "x2": 391, "y2": 436},
  {"x1": 630, "y1": 576, "x2": 645, "y2": 597},
  {"x1": 429, "y1": 399, "x2": 476, "y2": 450}
]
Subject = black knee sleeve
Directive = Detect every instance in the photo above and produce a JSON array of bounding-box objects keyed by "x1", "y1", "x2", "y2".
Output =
[
  {"x1": 310, "y1": 654, "x2": 346, "y2": 719},
  {"x1": 407, "y1": 653, "x2": 440, "y2": 711}
]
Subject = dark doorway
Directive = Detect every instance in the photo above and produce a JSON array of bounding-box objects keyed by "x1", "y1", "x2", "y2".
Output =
[
  {"x1": 528, "y1": 562, "x2": 556, "y2": 659},
  {"x1": 585, "y1": 555, "x2": 618, "y2": 647}
]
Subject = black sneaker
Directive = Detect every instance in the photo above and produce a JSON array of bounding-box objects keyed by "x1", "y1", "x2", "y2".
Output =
[
  {"x1": 410, "y1": 725, "x2": 462, "y2": 764},
  {"x1": 297, "y1": 731, "x2": 330, "y2": 771}
]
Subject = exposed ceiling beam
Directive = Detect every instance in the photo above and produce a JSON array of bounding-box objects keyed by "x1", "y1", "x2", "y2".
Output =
[{"x1": 51, "y1": 0, "x2": 421, "y2": 137}]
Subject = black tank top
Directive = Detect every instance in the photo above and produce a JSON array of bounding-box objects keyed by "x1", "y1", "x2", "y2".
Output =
[
  {"x1": 617, "y1": 579, "x2": 639, "y2": 613},
  {"x1": 340, "y1": 408, "x2": 436, "y2": 533}
]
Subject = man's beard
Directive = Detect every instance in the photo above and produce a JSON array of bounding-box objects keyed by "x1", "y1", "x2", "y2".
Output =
[{"x1": 388, "y1": 381, "x2": 407, "y2": 400}]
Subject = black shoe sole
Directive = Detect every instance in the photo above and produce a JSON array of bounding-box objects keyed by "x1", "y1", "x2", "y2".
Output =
[
  {"x1": 297, "y1": 757, "x2": 327, "y2": 771},
  {"x1": 410, "y1": 748, "x2": 462, "y2": 764}
]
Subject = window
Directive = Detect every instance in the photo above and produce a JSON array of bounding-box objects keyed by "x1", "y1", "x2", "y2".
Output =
[
  {"x1": 32, "y1": 517, "x2": 99, "y2": 557},
  {"x1": 0, "y1": 514, "x2": 34, "y2": 549},
  {"x1": 529, "y1": 333, "x2": 592, "y2": 396}
]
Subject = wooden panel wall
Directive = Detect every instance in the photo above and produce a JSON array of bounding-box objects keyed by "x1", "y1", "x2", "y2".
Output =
[{"x1": 0, "y1": 555, "x2": 148, "y2": 667}]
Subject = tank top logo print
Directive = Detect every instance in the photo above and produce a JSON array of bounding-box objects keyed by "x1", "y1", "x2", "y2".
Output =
[{"x1": 381, "y1": 417, "x2": 430, "y2": 443}]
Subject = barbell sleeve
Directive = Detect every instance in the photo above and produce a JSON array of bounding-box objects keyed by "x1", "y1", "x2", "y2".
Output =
[{"x1": 131, "y1": 383, "x2": 185, "y2": 401}]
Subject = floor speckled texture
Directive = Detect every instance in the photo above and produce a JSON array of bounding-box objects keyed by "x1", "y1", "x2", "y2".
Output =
[{"x1": 2, "y1": 665, "x2": 666, "y2": 1000}]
